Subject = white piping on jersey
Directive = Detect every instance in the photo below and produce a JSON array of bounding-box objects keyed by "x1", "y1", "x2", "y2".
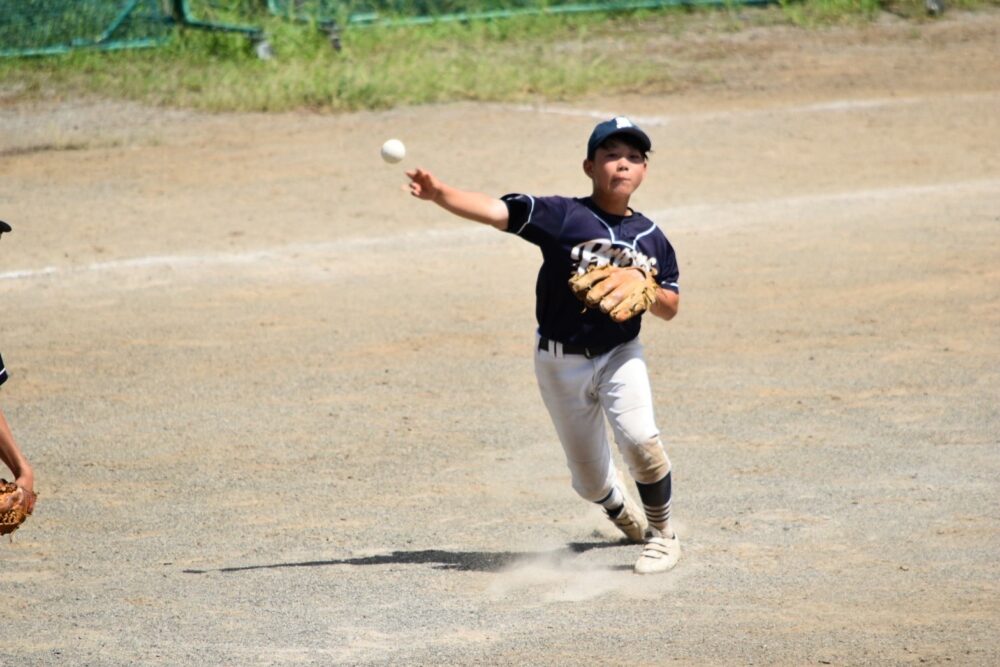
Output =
[
  {"x1": 584, "y1": 208, "x2": 658, "y2": 251},
  {"x1": 511, "y1": 195, "x2": 536, "y2": 236},
  {"x1": 513, "y1": 195, "x2": 658, "y2": 248}
]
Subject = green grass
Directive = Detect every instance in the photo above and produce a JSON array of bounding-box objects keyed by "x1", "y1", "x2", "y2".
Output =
[{"x1": 0, "y1": 1, "x2": 997, "y2": 112}]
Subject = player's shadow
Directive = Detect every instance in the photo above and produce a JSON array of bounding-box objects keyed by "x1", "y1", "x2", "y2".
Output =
[{"x1": 183, "y1": 541, "x2": 624, "y2": 575}]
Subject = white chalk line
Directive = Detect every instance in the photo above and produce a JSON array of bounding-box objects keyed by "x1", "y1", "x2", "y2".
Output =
[
  {"x1": 0, "y1": 226, "x2": 492, "y2": 283},
  {"x1": 2, "y1": 178, "x2": 999, "y2": 285},
  {"x1": 503, "y1": 91, "x2": 1000, "y2": 126},
  {"x1": 647, "y1": 178, "x2": 1000, "y2": 229}
]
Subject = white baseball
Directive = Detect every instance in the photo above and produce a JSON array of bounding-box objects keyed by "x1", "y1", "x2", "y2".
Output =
[{"x1": 380, "y1": 138, "x2": 406, "y2": 164}]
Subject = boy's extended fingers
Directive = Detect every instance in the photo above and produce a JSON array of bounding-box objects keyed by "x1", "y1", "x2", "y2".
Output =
[{"x1": 408, "y1": 181, "x2": 428, "y2": 199}]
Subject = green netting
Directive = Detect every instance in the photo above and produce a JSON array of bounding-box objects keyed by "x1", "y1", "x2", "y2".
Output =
[
  {"x1": 176, "y1": 0, "x2": 264, "y2": 34},
  {"x1": 0, "y1": 0, "x2": 265, "y2": 57},
  {"x1": 0, "y1": 0, "x2": 173, "y2": 56},
  {"x1": 2, "y1": 0, "x2": 773, "y2": 58},
  {"x1": 267, "y1": 0, "x2": 772, "y2": 26}
]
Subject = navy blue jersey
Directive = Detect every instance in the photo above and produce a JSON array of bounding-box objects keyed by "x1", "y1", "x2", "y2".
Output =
[
  {"x1": 502, "y1": 194, "x2": 679, "y2": 348},
  {"x1": 0, "y1": 352, "x2": 7, "y2": 386}
]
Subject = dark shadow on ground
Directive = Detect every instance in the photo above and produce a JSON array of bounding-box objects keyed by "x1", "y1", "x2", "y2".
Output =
[{"x1": 183, "y1": 541, "x2": 624, "y2": 574}]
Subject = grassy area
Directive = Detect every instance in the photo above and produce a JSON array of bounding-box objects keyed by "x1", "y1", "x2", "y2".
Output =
[{"x1": 0, "y1": 0, "x2": 995, "y2": 112}]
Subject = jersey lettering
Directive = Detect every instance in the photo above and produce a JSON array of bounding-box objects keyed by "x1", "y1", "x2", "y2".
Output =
[
  {"x1": 501, "y1": 193, "x2": 678, "y2": 347},
  {"x1": 570, "y1": 240, "x2": 658, "y2": 276}
]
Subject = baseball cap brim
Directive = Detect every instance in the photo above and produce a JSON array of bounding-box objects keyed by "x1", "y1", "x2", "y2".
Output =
[{"x1": 0, "y1": 221, "x2": 11, "y2": 234}]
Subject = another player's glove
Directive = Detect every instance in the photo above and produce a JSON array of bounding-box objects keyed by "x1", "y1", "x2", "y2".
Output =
[
  {"x1": 568, "y1": 264, "x2": 659, "y2": 323},
  {"x1": 0, "y1": 480, "x2": 35, "y2": 536}
]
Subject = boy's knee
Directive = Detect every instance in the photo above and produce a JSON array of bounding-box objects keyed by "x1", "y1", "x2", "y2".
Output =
[{"x1": 621, "y1": 437, "x2": 670, "y2": 485}]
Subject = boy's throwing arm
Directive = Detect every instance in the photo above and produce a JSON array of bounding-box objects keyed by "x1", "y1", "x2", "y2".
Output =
[{"x1": 406, "y1": 168, "x2": 509, "y2": 231}]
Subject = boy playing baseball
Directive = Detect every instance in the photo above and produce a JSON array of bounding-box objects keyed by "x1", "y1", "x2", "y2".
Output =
[
  {"x1": 0, "y1": 221, "x2": 37, "y2": 517},
  {"x1": 406, "y1": 117, "x2": 681, "y2": 573},
  {"x1": 0, "y1": 362, "x2": 37, "y2": 515}
]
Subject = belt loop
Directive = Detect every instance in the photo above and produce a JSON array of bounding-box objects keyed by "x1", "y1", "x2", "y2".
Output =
[{"x1": 538, "y1": 335, "x2": 559, "y2": 357}]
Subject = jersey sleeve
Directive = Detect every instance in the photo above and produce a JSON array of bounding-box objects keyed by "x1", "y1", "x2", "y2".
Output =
[
  {"x1": 0, "y1": 352, "x2": 7, "y2": 387},
  {"x1": 501, "y1": 194, "x2": 569, "y2": 246},
  {"x1": 655, "y1": 235, "x2": 680, "y2": 294}
]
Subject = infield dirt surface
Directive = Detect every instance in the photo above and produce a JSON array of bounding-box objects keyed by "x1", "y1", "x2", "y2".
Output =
[{"x1": 1, "y1": 9, "x2": 999, "y2": 666}]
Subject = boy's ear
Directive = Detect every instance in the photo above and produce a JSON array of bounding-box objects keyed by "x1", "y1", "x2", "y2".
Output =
[{"x1": 582, "y1": 159, "x2": 594, "y2": 178}]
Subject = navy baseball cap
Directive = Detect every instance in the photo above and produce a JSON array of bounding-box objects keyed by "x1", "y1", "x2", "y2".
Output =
[
  {"x1": 0, "y1": 221, "x2": 10, "y2": 237},
  {"x1": 587, "y1": 116, "x2": 651, "y2": 160}
]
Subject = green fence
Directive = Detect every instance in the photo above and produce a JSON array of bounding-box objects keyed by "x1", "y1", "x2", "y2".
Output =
[
  {"x1": 0, "y1": 0, "x2": 264, "y2": 57},
  {"x1": 2, "y1": 0, "x2": 772, "y2": 58},
  {"x1": 0, "y1": 0, "x2": 173, "y2": 57},
  {"x1": 267, "y1": 0, "x2": 773, "y2": 27},
  {"x1": 176, "y1": 0, "x2": 263, "y2": 36}
]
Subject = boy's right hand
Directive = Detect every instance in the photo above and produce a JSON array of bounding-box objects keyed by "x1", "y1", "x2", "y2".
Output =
[{"x1": 406, "y1": 168, "x2": 441, "y2": 202}]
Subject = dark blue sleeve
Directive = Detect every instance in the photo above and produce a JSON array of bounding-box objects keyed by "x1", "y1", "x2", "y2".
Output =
[
  {"x1": 501, "y1": 194, "x2": 569, "y2": 247},
  {"x1": 654, "y1": 235, "x2": 680, "y2": 294},
  {"x1": 0, "y1": 352, "x2": 7, "y2": 386}
]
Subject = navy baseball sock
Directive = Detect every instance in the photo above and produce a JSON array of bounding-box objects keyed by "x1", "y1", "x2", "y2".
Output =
[
  {"x1": 595, "y1": 486, "x2": 625, "y2": 518},
  {"x1": 636, "y1": 471, "x2": 672, "y2": 535}
]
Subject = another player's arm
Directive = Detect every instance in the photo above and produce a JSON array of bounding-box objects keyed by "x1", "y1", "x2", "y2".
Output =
[
  {"x1": 406, "y1": 168, "x2": 509, "y2": 231},
  {"x1": 0, "y1": 407, "x2": 35, "y2": 513}
]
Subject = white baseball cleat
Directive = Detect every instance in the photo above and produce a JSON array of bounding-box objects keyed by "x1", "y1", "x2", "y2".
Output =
[
  {"x1": 634, "y1": 528, "x2": 681, "y2": 574},
  {"x1": 606, "y1": 491, "x2": 648, "y2": 543}
]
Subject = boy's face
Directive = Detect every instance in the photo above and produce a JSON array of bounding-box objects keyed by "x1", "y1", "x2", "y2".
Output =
[{"x1": 583, "y1": 138, "x2": 648, "y2": 200}]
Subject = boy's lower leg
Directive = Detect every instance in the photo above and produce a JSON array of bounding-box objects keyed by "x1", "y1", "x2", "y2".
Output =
[
  {"x1": 620, "y1": 437, "x2": 680, "y2": 574},
  {"x1": 595, "y1": 481, "x2": 647, "y2": 543},
  {"x1": 634, "y1": 470, "x2": 680, "y2": 573},
  {"x1": 620, "y1": 436, "x2": 674, "y2": 533},
  {"x1": 636, "y1": 470, "x2": 673, "y2": 538}
]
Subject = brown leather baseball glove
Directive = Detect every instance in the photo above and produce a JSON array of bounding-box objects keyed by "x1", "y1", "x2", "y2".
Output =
[
  {"x1": 0, "y1": 480, "x2": 35, "y2": 536},
  {"x1": 568, "y1": 264, "x2": 659, "y2": 323}
]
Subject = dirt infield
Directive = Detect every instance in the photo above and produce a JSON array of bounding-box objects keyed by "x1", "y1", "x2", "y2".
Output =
[{"x1": 1, "y1": 10, "x2": 999, "y2": 666}]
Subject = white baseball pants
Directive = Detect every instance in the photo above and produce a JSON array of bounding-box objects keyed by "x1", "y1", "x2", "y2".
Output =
[{"x1": 534, "y1": 335, "x2": 666, "y2": 502}]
